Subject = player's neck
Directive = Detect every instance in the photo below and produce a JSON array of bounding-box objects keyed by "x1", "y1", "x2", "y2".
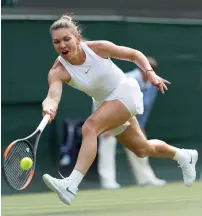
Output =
[{"x1": 66, "y1": 47, "x2": 86, "y2": 65}]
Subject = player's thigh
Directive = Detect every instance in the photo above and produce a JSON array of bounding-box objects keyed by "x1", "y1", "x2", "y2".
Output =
[
  {"x1": 116, "y1": 116, "x2": 149, "y2": 156},
  {"x1": 84, "y1": 100, "x2": 131, "y2": 135}
]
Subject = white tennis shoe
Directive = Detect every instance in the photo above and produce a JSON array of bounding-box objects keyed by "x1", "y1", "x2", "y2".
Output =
[
  {"x1": 177, "y1": 149, "x2": 198, "y2": 186},
  {"x1": 42, "y1": 174, "x2": 77, "y2": 205}
]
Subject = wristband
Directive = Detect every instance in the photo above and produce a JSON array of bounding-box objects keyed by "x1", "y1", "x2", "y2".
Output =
[{"x1": 146, "y1": 69, "x2": 154, "y2": 73}]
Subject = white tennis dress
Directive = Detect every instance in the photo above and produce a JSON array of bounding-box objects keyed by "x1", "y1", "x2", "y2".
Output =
[{"x1": 58, "y1": 42, "x2": 143, "y2": 136}]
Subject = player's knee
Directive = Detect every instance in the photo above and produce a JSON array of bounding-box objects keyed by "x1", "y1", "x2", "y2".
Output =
[
  {"x1": 135, "y1": 146, "x2": 150, "y2": 158},
  {"x1": 82, "y1": 119, "x2": 98, "y2": 137}
]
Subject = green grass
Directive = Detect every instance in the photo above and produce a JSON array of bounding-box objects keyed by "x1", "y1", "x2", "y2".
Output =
[{"x1": 2, "y1": 182, "x2": 202, "y2": 216}]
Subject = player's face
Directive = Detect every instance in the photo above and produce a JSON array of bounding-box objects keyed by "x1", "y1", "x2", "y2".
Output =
[{"x1": 51, "y1": 28, "x2": 81, "y2": 60}]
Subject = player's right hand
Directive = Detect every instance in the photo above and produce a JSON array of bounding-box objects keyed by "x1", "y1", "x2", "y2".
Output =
[{"x1": 42, "y1": 106, "x2": 57, "y2": 123}]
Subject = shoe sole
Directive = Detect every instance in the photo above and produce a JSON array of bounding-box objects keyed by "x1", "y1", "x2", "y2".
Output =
[{"x1": 42, "y1": 174, "x2": 72, "y2": 205}]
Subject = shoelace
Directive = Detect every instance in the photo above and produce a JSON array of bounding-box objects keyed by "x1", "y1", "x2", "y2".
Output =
[
  {"x1": 178, "y1": 162, "x2": 189, "y2": 170},
  {"x1": 178, "y1": 162, "x2": 193, "y2": 179},
  {"x1": 57, "y1": 171, "x2": 71, "y2": 187},
  {"x1": 58, "y1": 171, "x2": 77, "y2": 194},
  {"x1": 58, "y1": 171, "x2": 65, "y2": 179},
  {"x1": 177, "y1": 151, "x2": 192, "y2": 170}
]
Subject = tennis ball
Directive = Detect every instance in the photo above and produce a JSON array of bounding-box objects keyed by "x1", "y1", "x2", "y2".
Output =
[{"x1": 20, "y1": 157, "x2": 33, "y2": 170}]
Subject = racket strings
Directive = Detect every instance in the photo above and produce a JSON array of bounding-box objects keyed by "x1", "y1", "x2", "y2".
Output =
[{"x1": 4, "y1": 140, "x2": 34, "y2": 190}]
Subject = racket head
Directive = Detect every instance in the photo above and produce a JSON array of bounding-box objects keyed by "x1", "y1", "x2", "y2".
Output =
[{"x1": 3, "y1": 140, "x2": 35, "y2": 190}]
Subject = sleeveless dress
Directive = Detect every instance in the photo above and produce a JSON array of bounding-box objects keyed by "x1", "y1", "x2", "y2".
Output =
[{"x1": 58, "y1": 42, "x2": 143, "y2": 136}]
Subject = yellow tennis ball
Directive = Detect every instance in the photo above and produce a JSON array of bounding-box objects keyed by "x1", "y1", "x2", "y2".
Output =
[{"x1": 20, "y1": 157, "x2": 33, "y2": 170}]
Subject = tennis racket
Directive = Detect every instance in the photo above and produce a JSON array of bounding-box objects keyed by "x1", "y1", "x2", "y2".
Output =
[{"x1": 3, "y1": 114, "x2": 50, "y2": 190}]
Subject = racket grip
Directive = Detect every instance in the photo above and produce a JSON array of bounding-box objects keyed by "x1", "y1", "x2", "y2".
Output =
[{"x1": 37, "y1": 114, "x2": 51, "y2": 132}]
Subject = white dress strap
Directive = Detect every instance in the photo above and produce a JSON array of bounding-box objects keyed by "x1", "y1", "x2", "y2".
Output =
[
  {"x1": 57, "y1": 56, "x2": 75, "y2": 81},
  {"x1": 80, "y1": 42, "x2": 102, "y2": 61}
]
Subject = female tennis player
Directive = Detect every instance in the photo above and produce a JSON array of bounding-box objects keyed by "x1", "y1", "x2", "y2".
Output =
[{"x1": 42, "y1": 15, "x2": 198, "y2": 205}]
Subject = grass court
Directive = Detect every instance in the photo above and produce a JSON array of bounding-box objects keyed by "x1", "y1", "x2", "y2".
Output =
[{"x1": 2, "y1": 181, "x2": 202, "y2": 216}]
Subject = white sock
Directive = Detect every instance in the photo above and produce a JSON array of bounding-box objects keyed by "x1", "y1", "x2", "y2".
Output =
[
  {"x1": 173, "y1": 148, "x2": 187, "y2": 162},
  {"x1": 68, "y1": 170, "x2": 84, "y2": 188}
]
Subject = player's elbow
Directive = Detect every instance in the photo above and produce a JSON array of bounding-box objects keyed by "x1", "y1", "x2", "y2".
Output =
[
  {"x1": 135, "y1": 147, "x2": 150, "y2": 158},
  {"x1": 132, "y1": 50, "x2": 144, "y2": 61},
  {"x1": 125, "y1": 49, "x2": 143, "y2": 62}
]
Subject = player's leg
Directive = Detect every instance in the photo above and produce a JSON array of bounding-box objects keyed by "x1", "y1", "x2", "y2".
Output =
[
  {"x1": 116, "y1": 117, "x2": 175, "y2": 158},
  {"x1": 73, "y1": 100, "x2": 131, "y2": 175},
  {"x1": 116, "y1": 117, "x2": 198, "y2": 186},
  {"x1": 43, "y1": 99, "x2": 131, "y2": 204},
  {"x1": 124, "y1": 148, "x2": 166, "y2": 186}
]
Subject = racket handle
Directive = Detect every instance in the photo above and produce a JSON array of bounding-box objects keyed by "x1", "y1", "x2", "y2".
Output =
[{"x1": 37, "y1": 114, "x2": 51, "y2": 132}]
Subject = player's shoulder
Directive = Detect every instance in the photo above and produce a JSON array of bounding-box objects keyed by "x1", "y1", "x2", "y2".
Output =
[
  {"x1": 51, "y1": 58, "x2": 63, "y2": 70},
  {"x1": 48, "y1": 58, "x2": 69, "y2": 82},
  {"x1": 49, "y1": 58, "x2": 66, "y2": 74},
  {"x1": 85, "y1": 40, "x2": 114, "y2": 58},
  {"x1": 85, "y1": 40, "x2": 113, "y2": 50}
]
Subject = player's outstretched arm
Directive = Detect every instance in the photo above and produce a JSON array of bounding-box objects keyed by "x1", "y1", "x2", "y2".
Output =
[{"x1": 42, "y1": 69, "x2": 63, "y2": 122}]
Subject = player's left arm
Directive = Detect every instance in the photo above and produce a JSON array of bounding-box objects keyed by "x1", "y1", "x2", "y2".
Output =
[
  {"x1": 90, "y1": 40, "x2": 153, "y2": 73},
  {"x1": 88, "y1": 40, "x2": 171, "y2": 93}
]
